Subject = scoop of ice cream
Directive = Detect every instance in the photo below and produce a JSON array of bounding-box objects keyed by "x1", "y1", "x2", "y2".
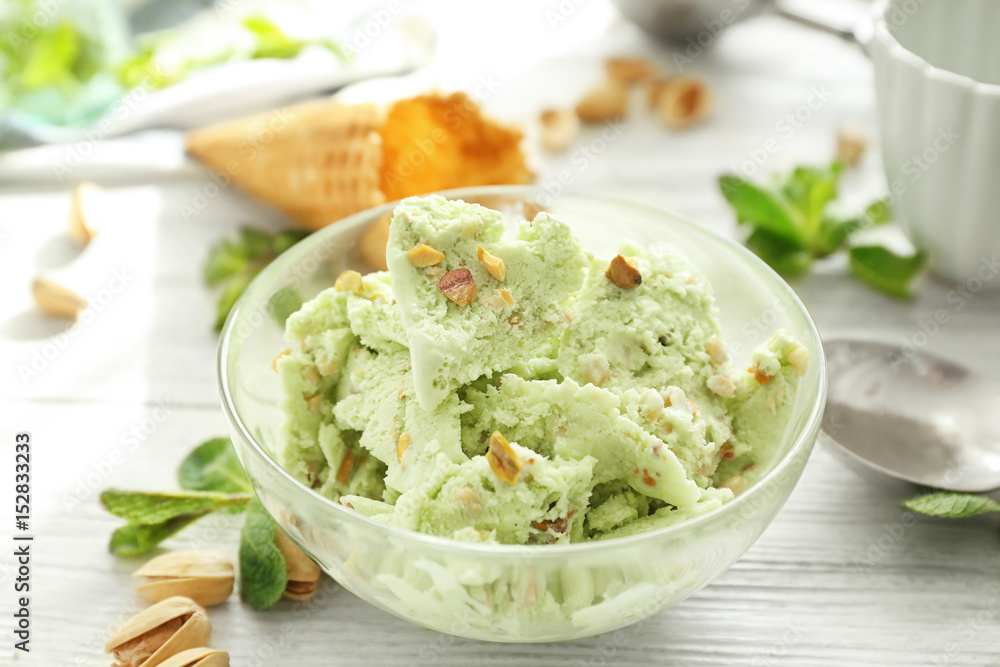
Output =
[
  {"x1": 276, "y1": 196, "x2": 808, "y2": 545},
  {"x1": 386, "y1": 195, "x2": 587, "y2": 412}
]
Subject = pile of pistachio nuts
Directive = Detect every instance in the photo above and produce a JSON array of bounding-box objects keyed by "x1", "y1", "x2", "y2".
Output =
[{"x1": 106, "y1": 543, "x2": 321, "y2": 667}]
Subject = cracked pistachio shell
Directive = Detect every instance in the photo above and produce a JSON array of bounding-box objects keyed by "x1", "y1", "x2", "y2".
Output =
[
  {"x1": 106, "y1": 596, "x2": 211, "y2": 667},
  {"x1": 274, "y1": 530, "x2": 322, "y2": 601},
  {"x1": 156, "y1": 647, "x2": 230, "y2": 667}
]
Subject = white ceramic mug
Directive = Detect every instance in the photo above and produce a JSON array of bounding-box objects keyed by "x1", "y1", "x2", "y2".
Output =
[{"x1": 871, "y1": 0, "x2": 1000, "y2": 284}]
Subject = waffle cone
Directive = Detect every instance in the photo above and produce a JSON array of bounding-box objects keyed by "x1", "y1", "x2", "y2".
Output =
[{"x1": 185, "y1": 101, "x2": 386, "y2": 231}]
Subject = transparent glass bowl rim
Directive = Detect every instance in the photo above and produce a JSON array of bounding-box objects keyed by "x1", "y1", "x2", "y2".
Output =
[{"x1": 218, "y1": 185, "x2": 828, "y2": 557}]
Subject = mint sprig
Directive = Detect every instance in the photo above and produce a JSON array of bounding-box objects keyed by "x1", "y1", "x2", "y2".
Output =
[
  {"x1": 904, "y1": 492, "x2": 1000, "y2": 519},
  {"x1": 101, "y1": 437, "x2": 254, "y2": 557},
  {"x1": 204, "y1": 227, "x2": 308, "y2": 331},
  {"x1": 718, "y1": 162, "x2": 925, "y2": 298},
  {"x1": 102, "y1": 437, "x2": 298, "y2": 610}
]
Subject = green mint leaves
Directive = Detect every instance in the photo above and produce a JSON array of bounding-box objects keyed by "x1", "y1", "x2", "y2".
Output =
[
  {"x1": 102, "y1": 437, "x2": 297, "y2": 610},
  {"x1": 848, "y1": 245, "x2": 928, "y2": 300},
  {"x1": 101, "y1": 490, "x2": 252, "y2": 557},
  {"x1": 102, "y1": 437, "x2": 253, "y2": 556},
  {"x1": 239, "y1": 500, "x2": 289, "y2": 611},
  {"x1": 204, "y1": 227, "x2": 308, "y2": 331},
  {"x1": 179, "y1": 437, "x2": 253, "y2": 494},
  {"x1": 718, "y1": 163, "x2": 925, "y2": 298},
  {"x1": 904, "y1": 492, "x2": 1000, "y2": 519}
]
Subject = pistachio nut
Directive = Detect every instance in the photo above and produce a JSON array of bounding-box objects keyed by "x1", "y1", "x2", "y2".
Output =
[
  {"x1": 274, "y1": 530, "x2": 322, "y2": 601},
  {"x1": 134, "y1": 550, "x2": 235, "y2": 608},
  {"x1": 106, "y1": 596, "x2": 211, "y2": 667},
  {"x1": 157, "y1": 647, "x2": 229, "y2": 667}
]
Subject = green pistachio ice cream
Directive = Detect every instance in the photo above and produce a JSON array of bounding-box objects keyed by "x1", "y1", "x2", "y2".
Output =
[{"x1": 275, "y1": 195, "x2": 809, "y2": 545}]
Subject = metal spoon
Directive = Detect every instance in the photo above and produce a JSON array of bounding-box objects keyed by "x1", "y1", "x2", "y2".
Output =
[{"x1": 822, "y1": 339, "x2": 1000, "y2": 493}]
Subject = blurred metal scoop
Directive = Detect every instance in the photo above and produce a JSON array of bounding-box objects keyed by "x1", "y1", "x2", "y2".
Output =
[{"x1": 822, "y1": 339, "x2": 1000, "y2": 493}]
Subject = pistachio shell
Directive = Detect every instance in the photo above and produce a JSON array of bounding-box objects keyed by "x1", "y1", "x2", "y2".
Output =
[
  {"x1": 135, "y1": 578, "x2": 234, "y2": 608},
  {"x1": 274, "y1": 530, "x2": 322, "y2": 600},
  {"x1": 135, "y1": 551, "x2": 233, "y2": 579},
  {"x1": 134, "y1": 551, "x2": 234, "y2": 607},
  {"x1": 106, "y1": 597, "x2": 200, "y2": 650},
  {"x1": 141, "y1": 605, "x2": 211, "y2": 667},
  {"x1": 106, "y1": 597, "x2": 211, "y2": 667},
  {"x1": 68, "y1": 181, "x2": 106, "y2": 245},
  {"x1": 156, "y1": 647, "x2": 230, "y2": 667}
]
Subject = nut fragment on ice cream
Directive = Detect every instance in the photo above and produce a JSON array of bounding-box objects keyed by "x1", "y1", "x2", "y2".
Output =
[
  {"x1": 486, "y1": 431, "x2": 522, "y2": 485},
  {"x1": 334, "y1": 270, "x2": 362, "y2": 293},
  {"x1": 477, "y1": 245, "x2": 506, "y2": 282},
  {"x1": 275, "y1": 195, "x2": 808, "y2": 544},
  {"x1": 437, "y1": 268, "x2": 478, "y2": 306},
  {"x1": 788, "y1": 346, "x2": 809, "y2": 377},
  {"x1": 606, "y1": 254, "x2": 642, "y2": 289},
  {"x1": 407, "y1": 244, "x2": 444, "y2": 267}
]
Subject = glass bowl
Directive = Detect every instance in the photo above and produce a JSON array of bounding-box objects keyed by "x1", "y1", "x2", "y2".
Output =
[{"x1": 219, "y1": 186, "x2": 826, "y2": 643}]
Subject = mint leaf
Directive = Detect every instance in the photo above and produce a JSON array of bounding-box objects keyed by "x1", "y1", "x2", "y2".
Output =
[
  {"x1": 814, "y1": 198, "x2": 893, "y2": 256},
  {"x1": 205, "y1": 227, "x2": 308, "y2": 332},
  {"x1": 904, "y1": 492, "x2": 1000, "y2": 519},
  {"x1": 780, "y1": 164, "x2": 841, "y2": 234},
  {"x1": 214, "y1": 273, "x2": 252, "y2": 331},
  {"x1": 745, "y1": 229, "x2": 813, "y2": 277},
  {"x1": 718, "y1": 175, "x2": 804, "y2": 247},
  {"x1": 179, "y1": 438, "x2": 252, "y2": 494},
  {"x1": 848, "y1": 245, "x2": 926, "y2": 299},
  {"x1": 271, "y1": 230, "x2": 307, "y2": 255},
  {"x1": 101, "y1": 489, "x2": 251, "y2": 524},
  {"x1": 240, "y1": 227, "x2": 273, "y2": 260},
  {"x1": 109, "y1": 515, "x2": 206, "y2": 557},
  {"x1": 204, "y1": 237, "x2": 250, "y2": 286},
  {"x1": 103, "y1": 489, "x2": 252, "y2": 555},
  {"x1": 239, "y1": 499, "x2": 288, "y2": 611},
  {"x1": 863, "y1": 198, "x2": 893, "y2": 225}
]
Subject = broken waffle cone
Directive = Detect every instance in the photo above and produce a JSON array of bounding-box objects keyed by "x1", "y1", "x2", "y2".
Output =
[
  {"x1": 185, "y1": 101, "x2": 386, "y2": 232},
  {"x1": 185, "y1": 93, "x2": 533, "y2": 235},
  {"x1": 378, "y1": 93, "x2": 533, "y2": 201}
]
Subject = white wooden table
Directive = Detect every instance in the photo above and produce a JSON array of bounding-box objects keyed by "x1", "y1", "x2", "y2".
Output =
[{"x1": 2, "y1": 2, "x2": 999, "y2": 665}]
